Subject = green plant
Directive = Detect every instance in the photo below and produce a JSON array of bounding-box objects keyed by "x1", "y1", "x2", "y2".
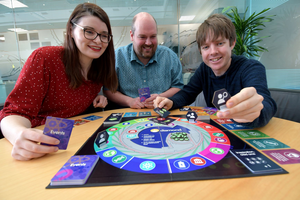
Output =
[{"x1": 222, "y1": 6, "x2": 275, "y2": 58}]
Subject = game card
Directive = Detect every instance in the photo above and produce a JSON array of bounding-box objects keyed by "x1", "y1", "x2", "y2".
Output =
[
  {"x1": 213, "y1": 118, "x2": 233, "y2": 124},
  {"x1": 153, "y1": 107, "x2": 170, "y2": 118},
  {"x1": 233, "y1": 130, "x2": 270, "y2": 139},
  {"x1": 221, "y1": 123, "x2": 253, "y2": 130},
  {"x1": 230, "y1": 149, "x2": 283, "y2": 173},
  {"x1": 262, "y1": 149, "x2": 300, "y2": 165},
  {"x1": 179, "y1": 107, "x2": 192, "y2": 111},
  {"x1": 139, "y1": 111, "x2": 151, "y2": 116},
  {"x1": 43, "y1": 116, "x2": 75, "y2": 150},
  {"x1": 82, "y1": 115, "x2": 103, "y2": 121},
  {"x1": 74, "y1": 119, "x2": 90, "y2": 126},
  {"x1": 138, "y1": 87, "x2": 151, "y2": 102},
  {"x1": 212, "y1": 88, "x2": 231, "y2": 111},
  {"x1": 123, "y1": 112, "x2": 138, "y2": 117},
  {"x1": 246, "y1": 138, "x2": 290, "y2": 150}
]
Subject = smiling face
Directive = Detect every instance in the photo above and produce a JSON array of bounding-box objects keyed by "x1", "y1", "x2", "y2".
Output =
[
  {"x1": 200, "y1": 33, "x2": 235, "y2": 76},
  {"x1": 72, "y1": 15, "x2": 109, "y2": 67},
  {"x1": 130, "y1": 14, "x2": 158, "y2": 65}
]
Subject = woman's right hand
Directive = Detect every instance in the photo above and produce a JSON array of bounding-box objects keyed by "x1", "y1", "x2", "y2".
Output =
[{"x1": 11, "y1": 128, "x2": 60, "y2": 161}]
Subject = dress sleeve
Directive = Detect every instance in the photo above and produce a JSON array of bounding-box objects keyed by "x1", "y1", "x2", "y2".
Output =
[{"x1": 0, "y1": 48, "x2": 50, "y2": 124}]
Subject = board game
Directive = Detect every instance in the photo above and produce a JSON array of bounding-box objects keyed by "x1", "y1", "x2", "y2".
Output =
[{"x1": 47, "y1": 115, "x2": 288, "y2": 189}]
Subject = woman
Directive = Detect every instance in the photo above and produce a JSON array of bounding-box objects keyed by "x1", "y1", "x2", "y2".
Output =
[{"x1": 0, "y1": 3, "x2": 118, "y2": 161}]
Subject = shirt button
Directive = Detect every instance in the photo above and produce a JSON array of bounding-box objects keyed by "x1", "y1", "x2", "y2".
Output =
[{"x1": 144, "y1": 80, "x2": 146, "y2": 82}]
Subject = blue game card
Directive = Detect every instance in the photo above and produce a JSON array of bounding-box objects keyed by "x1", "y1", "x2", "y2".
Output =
[
  {"x1": 124, "y1": 112, "x2": 138, "y2": 117},
  {"x1": 82, "y1": 115, "x2": 102, "y2": 121},
  {"x1": 139, "y1": 111, "x2": 151, "y2": 116}
]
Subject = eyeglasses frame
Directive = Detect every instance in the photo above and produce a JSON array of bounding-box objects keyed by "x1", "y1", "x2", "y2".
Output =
[{"x1": 72, "y1": 22, "x2": 112, "y2": 43}]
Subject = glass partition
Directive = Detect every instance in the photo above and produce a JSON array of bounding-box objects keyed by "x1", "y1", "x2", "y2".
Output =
[{"x1": 0, "y1": 0, "x2": 299, "y2": 104}]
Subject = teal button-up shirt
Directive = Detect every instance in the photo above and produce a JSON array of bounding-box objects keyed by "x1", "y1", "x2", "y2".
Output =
[{"x1": 113, "y1": 43, "x2": 184, "y2": 98}]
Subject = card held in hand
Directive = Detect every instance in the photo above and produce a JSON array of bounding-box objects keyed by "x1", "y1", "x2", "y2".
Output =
[
  {"x1": 43, "y1": 116, "x2": 74, "y2": 150},
  {"x1": 138, "y1": 87, "x2": 150, "y2": 102},
  {"x1": 50, "y1": 155, "x2": 99, "y2": 186}
]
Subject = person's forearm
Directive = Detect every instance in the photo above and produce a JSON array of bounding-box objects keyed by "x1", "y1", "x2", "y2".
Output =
[
  {"x1": 0, "y1": 115, "x2": 32, "y2": 145},
  {"x1": 104, "y1": 90, "x2": 133, "y2": 107},
  {"x1": 159, "y1": 87, "x2": 181, "y2": 98}
]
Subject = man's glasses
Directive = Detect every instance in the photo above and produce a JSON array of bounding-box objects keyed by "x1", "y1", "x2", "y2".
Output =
[{"x1": 72, "y1": 22, "x2": 112, "y2": 43}]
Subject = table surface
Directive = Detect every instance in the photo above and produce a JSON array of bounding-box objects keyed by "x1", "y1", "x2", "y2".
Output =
[{"x1": 1, "y1": 108, "x2": 300, "y2": 200}]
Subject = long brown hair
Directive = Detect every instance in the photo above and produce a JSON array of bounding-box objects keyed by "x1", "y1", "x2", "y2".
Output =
[{"x1": 63, "y1": 3, "x2": 117, "y2": 91}]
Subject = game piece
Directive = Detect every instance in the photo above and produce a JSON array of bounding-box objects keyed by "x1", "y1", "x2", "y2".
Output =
[
  {"x1": 263, "y1": 149, "x2": 300, "y2": 165},
  {"x1": 230, "y1": 149, "x2": 283, "y2": 173},
  {"x1": 103, "y1": 113, "x2": 123, "y2": 125},
  {"x1": 179, "y1": 107, "x2": 192, "y2": 111},
  {"x1": 149, "y1": 117, "x2": 175, "y2": 125},
  {"x1": 138, "y1": 111, "x2": 151, "y2": 116},
  {"x1": 123, "y1": 112, "x2": 138, "y2": 117},
  {"x1": 246, "y1": 138, "x2": 290, "y2": 150},
  {"x1": 42, "y1": 116, "x2": 74, "y2": 150},
  {"x1": 82, "y1": 115, "x2": 102, "y2": 121},
  {"x1": 94, "y1": 130, "x2": 109, "y2": 149},
  {"x1": 212, "y1": 88, "x2": 231, "y2": 111},
  {"x1": 138, "y1": 87, "x2": 151, "y2": 102},
  {"x1": 50, "y1": 155, "x2": 99, "y2": 186},
  {"x1": 153, "y1": 107, "x2": 170, "y2": 118},
  {"x1": 186, "y1": 111, "x2": 198, "y2": 123}
]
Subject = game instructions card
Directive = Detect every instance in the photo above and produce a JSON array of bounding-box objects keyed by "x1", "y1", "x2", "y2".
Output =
[
  {"x1": 43, "y1": 116, "x2": 75, "y2": 150},
  {"x1": 230, "y1": 149, "x2": 283, "y2": 173},
  {"x1": 138, "y1": 87, "x2": 151, "y2": 102}
]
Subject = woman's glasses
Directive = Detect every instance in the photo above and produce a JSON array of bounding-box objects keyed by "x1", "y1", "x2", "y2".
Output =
[{"x1": 72, "y1": 22, "x2": 112, "y2": 43}]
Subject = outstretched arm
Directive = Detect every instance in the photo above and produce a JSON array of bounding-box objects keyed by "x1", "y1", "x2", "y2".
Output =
[
  {"x1": 104, "y1": 90, "x2": 145, "y2": 109},
  {"x1": 1, "y1": 115, "x2": 60, "y2": 161}
]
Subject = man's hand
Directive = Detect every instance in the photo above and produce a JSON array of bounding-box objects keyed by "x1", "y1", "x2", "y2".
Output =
[
  {"x1": 144, "y1": 94, "x2": 159, "y2": 108},
  {"x1": 127, "y1": 97, "x2": 145, "y2": 109},
  {"x1": 217, "y1": 87, "x2": 264, "y2": 123},
  {"x1": 153, "y1": 96, "x2": 173, "y2": 110}
]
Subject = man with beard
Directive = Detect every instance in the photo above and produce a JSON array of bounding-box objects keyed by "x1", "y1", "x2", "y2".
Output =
[{"x1": 104, "y1": 12, "x2": 184, "y2": 109}]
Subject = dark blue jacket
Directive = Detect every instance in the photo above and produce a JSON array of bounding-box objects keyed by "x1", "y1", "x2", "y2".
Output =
[{"x1": 170, "y1": 55, "x2": 277, "y2": 128}]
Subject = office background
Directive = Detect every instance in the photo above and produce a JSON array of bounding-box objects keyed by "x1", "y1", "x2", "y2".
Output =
[{"x1": 0, "y1": 0, "x2": 299, "y2": 104}]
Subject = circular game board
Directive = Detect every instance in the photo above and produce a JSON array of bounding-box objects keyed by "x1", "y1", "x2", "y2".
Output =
[{"x1": 94, "y1": 117, "x2": 230, "y2": 174}]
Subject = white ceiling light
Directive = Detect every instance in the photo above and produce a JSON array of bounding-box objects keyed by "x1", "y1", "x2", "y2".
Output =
[
  {"x1": 0, "y1": 0, "x2": 28, "y2": 8},
  {"x1": 8, "y1": 28, "x2": 27, "y2": 32},
  {"x1": 179, "y1": 15, "x2": 195, "y2": 21}
]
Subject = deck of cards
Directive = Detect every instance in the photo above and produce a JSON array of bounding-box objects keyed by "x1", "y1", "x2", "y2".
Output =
[{"x1": 103, "y1": 113, "x2": 123, "y2": 125}]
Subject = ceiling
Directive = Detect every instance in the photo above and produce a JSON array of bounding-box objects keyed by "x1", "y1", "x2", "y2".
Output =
[{"x1": 0, "y1": 0, "x2": 288, "y2": 33}]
